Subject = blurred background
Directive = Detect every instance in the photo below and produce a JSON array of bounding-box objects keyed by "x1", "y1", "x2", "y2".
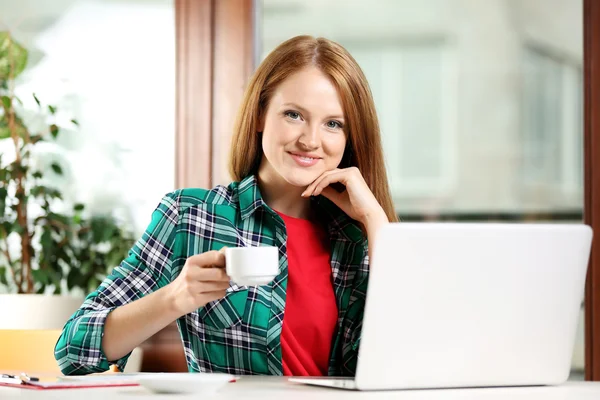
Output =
[{"x1": 0, "y1": 0, "x2": 593, "y2": 381}]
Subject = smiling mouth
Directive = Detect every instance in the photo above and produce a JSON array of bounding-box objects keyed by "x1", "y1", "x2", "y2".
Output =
[
  {"x1": 296, "y1": 155, "x2": 317, "y2": 161},
  {"x1": 288, "y1": 152, "x2": 321, "y2": 167},
  {"x1": 288, "y1": 152, "x2": 321, "y2": 160}
]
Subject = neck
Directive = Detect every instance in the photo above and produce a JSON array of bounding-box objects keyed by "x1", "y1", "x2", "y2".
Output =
[{"x1": 257, "y1": 169, "x2": 312, "y2": 220}]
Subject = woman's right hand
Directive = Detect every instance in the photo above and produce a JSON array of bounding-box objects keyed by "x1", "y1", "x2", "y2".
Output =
[{"x1": 166, "y1": 250, "x2": 231, "y2": 317}]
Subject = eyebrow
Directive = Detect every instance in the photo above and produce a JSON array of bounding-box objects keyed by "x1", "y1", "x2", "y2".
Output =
[{"x1": 281, "y1": 102, "x2": 345, "y2": 120}]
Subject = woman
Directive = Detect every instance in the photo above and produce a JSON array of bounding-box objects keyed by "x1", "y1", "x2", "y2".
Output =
[{"x1": 54, "y1": 35, "x2": 397, "y2": 377}]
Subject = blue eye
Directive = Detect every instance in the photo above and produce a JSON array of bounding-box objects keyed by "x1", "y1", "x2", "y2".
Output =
[
  {"x1": 285, "y1": 111, "x2": 301, "y2": 120},
  {"x1": 327, "y1": 120, "x2": 343, "y2": 129}
]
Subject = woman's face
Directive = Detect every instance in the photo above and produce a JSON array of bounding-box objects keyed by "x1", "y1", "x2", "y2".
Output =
[{"x1": 258, "y1": 66, "x2": 347, "y2": 188}]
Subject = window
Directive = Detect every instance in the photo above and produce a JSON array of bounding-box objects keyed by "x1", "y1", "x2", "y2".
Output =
[
  {"x1": 1, "y1": 0, "x2": 176, "y2": 235},
  {"x1": 521, "y1": 45, "x2": 583, "y2": 201},
  {"x1": 348, "y1": 41, "x2": 457, "y2": 199}
]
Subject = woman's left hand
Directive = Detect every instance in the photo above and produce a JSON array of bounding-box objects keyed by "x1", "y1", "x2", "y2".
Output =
[{"x1": 301, "y1": 167, "x2": 388, "y2": 227}]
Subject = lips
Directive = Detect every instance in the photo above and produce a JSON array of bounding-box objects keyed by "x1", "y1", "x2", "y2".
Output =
[{"x1": 288, "y1": 152, "x2": 321, "y2": 167}]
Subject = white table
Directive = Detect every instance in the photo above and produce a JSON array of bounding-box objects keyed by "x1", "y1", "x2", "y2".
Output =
[{"x1": 2, "y1": 377, "x2": 600, "y2": 400}]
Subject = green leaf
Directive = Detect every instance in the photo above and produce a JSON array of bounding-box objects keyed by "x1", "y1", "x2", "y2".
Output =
[
  {"x1": 13, "y1": 224, "x2": 24, "y2": 235},
  {"x1": 0, "y1": 186, "x2": 7, "y2": 218},
  {"x1": 49, "y1": 124, "x2": 59, "y2": 139},
  {"x1": 1, "y1": 112, "x2": 29, "y2": 139},
  {"x1": 32, "y1": 171, "x2": 43, "y2": 179},
  {"x1": 31, "y1": 185, "x2": 61, "y2": 200},
  {"x1": 48, "y1": 212, "x2": 69, "y2": 226},
  {"x1": 0, "y1": 221, "x2": 12, "y2": 238},
  {"x1": 46, "y1": 188, "x2": 62, "y2": 200},
  {"x1": 31, "y1": 269, "x2": 50, "y2": 285},
  {"x1": 30, "y1": 185, "x2": 44, "y2": 197},
  {"x1": 70, "y1": 119, "x2": 79, "y2": 126},
  {"x1": 50, "y1": 162, "x2": 63, "y2": 175},
  {"x1": 1, "y1": 95, "x2": 11, "y2": 109},
  {"x1": 66, "y1": 268, "x2": 82, "y2": 290},
  {"x1": 73, "y1": 203, "x2": 85, "y2": 212},
  {"x1": 48, "y1": 105, "x2": 56, "y2": 115},
  {"x1": 32, "y1": 93, "x2": 40, "y2": 107},
  {"x1": 0, "y1": 266, "x2": 8, "y2": 286},
  {"x1": 0, "y1": 32, "x2": 29, "y2": 80},
  {"x1": 0, "y1": 124, "x2": 9, "y2": 139},
  {"x1": 90, "y1": 217, "x2": 117, "y2": 243},
  {"x1": 40, "y1": 229, "x2": 53, "y2": 248}
]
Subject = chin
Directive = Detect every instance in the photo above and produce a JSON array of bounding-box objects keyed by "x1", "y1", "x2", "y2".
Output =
[{"x1": 282, "y1": 168, "x2": 322, "y2": 187}]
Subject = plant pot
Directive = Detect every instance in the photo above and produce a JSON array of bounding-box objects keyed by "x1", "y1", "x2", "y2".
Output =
[{"x1": 0, "y1": 294, "x2": 84, "y2": 330}]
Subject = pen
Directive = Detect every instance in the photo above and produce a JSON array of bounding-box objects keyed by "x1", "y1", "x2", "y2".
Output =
[{"x1": 19, "y1": 373, "x2": 39, "y2": 382}]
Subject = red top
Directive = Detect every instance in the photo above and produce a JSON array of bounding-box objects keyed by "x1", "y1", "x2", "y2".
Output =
[{"x1": 277, "y1": 211, "x2": 338, "y2": 377}]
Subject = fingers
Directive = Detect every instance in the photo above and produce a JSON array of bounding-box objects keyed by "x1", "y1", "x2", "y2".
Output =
[
  {"x1": 301, "y1": 167, "x2": 362, "y2": 197},
  {"x1": 302, "y1": 169, "x2": 341, "y2": 197},
  {"x1": 196, "y1": 280, "x2": 231, "y2": 293},
  {"x1": 184, "y1": 250, "x2": 229, "y2": 283},
  {"x1": 313, "y1": 171, "x2": 350, "y2": 196},
  {"x1": 195, "y1": 265, "x2": 230, "y2": 282},
  {"x1": 307, "y1": 170, "x2": 349, "y2": 197},
  {"x1": 187, "y1": 250, "x2": 226, "y2": 269}
]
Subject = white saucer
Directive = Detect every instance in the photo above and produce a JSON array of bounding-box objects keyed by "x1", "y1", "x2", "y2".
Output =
[{"x1": 135, "y1": 373, "x2": 234, "y2": 395}]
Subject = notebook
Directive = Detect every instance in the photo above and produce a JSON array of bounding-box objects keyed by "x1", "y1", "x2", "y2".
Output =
[{"x1": 0, "y1": 373, "x2": 139, "y2": 390}]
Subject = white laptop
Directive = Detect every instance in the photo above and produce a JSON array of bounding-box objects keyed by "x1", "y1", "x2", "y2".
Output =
[{"x1": 291, "y1": 223, "x2": 593, "y2": 391}]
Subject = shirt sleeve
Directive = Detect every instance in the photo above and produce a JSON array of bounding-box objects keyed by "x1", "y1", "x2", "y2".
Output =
[
  {"x1": 340, "y1": 240, "x2": 369, "y2": 376},
  {"x1": 54, "y1": 191, "x2": 182, "y2": 375}
]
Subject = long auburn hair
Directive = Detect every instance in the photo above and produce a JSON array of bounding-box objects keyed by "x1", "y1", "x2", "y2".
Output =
[{"x1": 229, "y1": 35, "x2": 398, "y2": 223}]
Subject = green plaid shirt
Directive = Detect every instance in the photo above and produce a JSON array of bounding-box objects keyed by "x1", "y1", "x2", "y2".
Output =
[{"x1": 55, "y1": 175, "x2": 369, "y2": 376}]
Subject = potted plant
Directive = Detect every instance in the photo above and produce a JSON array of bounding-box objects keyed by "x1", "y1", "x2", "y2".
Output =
[{"x1": 0, "y1": 31, "x2": 135, "y2": 330}]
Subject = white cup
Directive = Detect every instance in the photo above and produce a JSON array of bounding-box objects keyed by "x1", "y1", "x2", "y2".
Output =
[{"x1": 225, "y1": 246, "x2": 279, "y2": 286}]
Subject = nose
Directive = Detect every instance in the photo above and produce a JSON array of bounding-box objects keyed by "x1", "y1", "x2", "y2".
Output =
[{"x1": 298, "y1": 124, "x2": 321, "y2": 150}]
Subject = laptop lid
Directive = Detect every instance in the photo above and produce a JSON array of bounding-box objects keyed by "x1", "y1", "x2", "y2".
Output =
[{"x1": 355, "y1": 223, "x2": 592, "y2": 390}]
